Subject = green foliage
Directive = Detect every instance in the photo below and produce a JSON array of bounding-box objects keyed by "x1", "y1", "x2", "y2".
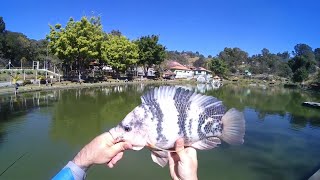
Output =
[
  {"x1": 166, "y1": 51, "x2": 189, "y2": 65},
  {"x1": 292, "y1": 67, "x2": 308, "y2": 82},
  {"x1": 209, "y1": 58, "x2": 228, "y2": 76},
  {"x1": 0, "y1": 17, "x2": 5, "y2": 33},
  {"x1": 218, "y1": 47, "x2": 248, "y2": 68},
  {"x1": 23, "y1": 80, "x2": 32, "y2": 86},
  {"x1": 2, "y1": 32, "x2": 32, "y2": 65},
  {"x1": 109, "y1": 30, "x2": 122, "y2": 37},
  {"x1": 135, "y1": 35, "x2": 166, "y2": 72},
  {"x1": 102, "y1": 35, "x2": 139, "y2": 72},
  {"x1": 193, "y1": 56, "x2": 206, "y2": 67},
  {"x1": 293, "y1": 44, "x2": 315, "y2": 61},
  {"x1": 315, "y1": 48, "x2": 320, "y2": 65},
  {"x1": 277, "y1": 63, "x2": 293, "y2": 78},
  {"x1": 47, "y1": 16, "x2": 104, "y2": 71}
]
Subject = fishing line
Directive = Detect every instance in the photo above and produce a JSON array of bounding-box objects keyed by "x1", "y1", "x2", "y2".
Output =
[{"x1": 0, "y1": 152, "x2": 28, "y2": 177}]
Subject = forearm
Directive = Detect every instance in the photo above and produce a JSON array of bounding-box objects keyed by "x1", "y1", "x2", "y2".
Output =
[{"x1": 52, "y1": 161, "x2": 87, "y2": 180}]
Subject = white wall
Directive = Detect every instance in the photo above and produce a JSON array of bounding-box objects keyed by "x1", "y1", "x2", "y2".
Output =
[{"x1": 173, "y1": 70, "x2": 194, "y2": 78}]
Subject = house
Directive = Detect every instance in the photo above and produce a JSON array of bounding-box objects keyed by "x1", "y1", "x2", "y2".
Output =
[
  {"x1": 162, "y1": 70, "x2": 176, "y2": 80},
  {"x1": 170, "y1": 65, "x2": 194, "y2": 79},
  {"x1": 192, "y1": 67, "x2": 212, "y2": 79}
]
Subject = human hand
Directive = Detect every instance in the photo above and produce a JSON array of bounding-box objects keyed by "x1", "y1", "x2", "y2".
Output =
[
  {"x1": 168, "y1": 139, "x2": 198, "y2": 180},
  {"x1": 72, "y1": 132, "x2": 132, "y2": 170}
]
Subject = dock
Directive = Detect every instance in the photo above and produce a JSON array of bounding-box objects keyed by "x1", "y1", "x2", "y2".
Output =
[{"x1": 302, "y1": 102, "x2": 320, "y2": 109}]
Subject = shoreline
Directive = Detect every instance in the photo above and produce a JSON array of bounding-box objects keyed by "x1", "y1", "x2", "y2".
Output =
[
  {"x1": 0, "y1": 77, "x2": 315, "y2": 96},
  {"x1": 0, "y1": 80, "x2": 192, "y2": 96}
]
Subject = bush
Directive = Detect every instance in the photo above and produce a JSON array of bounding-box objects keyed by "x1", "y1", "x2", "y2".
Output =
[
  {"x1": 292, "y1": 68, "x2": 308, "y2": 82},
  {"x1": 23, "y1": 80, "x2": 32, "y2": 86}
]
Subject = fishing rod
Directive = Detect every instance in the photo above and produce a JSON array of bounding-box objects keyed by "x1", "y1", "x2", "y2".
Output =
[{"x1": 0, "y1": 152, "x2": 28, "y2": 177}]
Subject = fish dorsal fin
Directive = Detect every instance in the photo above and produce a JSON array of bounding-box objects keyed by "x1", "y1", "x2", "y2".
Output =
[
  {"x1": 141, "y1": 86, "x2": 225, "y2": 117},
  {"x1": 141, "y1": 86, "x2": 195, "y2": 104},
  {"x1": 191, "y1": 137, "x2": 221, "y2": 150}
]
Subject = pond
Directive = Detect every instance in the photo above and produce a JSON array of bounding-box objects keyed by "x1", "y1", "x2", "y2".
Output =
[{"x1": 0, "y1": 83, "x2": 320, "y2": 180}]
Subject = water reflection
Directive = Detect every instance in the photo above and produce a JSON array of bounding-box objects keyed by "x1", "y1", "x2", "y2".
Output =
[
  {"x1": 50, "y1": 85, "x2": 143, "y2": 146},
  {"x1": 0, "y1": 84, "x2": 320, "y2": 179}
]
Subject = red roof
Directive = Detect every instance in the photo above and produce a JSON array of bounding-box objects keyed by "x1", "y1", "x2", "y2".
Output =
[
  {"x1": 163, "y1": 70, "x2": 176, "y2": 75},
  {"x1": 196, "y1": 67, "x2": 211, "y2": 72},
  {"x1": 170, "y1": 65, "x2": 191, "y2": 70},
  {"x1": 168, "y1": 61, "x2": 184, "y2": 67}
]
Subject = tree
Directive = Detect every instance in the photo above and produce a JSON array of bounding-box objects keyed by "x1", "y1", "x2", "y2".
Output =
[
  {"x1": 193, "y1": 56, "x2": 206, "y2": 67},
  {"x1": 276, "y1": 51, "x2": 290, "y2": 62},
  {"x1": 293, "y1": 43, "x2": 315, "y2": 61},
  {"x1": 2, "y1": 32, "x2": 32, "y2": 66},
  {"x1": 0, "y1": 17, "x2": 5, "y2": 34},
  {"x1": 218, "y1": 47, "x2": 248, "y2": 68},
  {"x1": 135, "y1": 35, "x2": 166, "y2": 75},
  {"x1": 102, "y1": 35, "x2": 139, "y2": 75},
  {"x1": 314, "y1": 48, "x2": 320, "y2": 66},
  {"x1": 292, "y1": 67, "x2": 308, "y2": 82},
  {"x1": 110, "y1": 30, "x2": 122, "y2": 37},
  {"x1": 277, "y1": 62, "x2": 292, "y2": 78},
  {"x1": 0, "y1": 17, "x2": 5, "y2": 59},
  {"x1": 261, "y1": 48, "x2": 270, "y2": 56},
  {"x1": 47, "y1": 16, "x2": 104, "y2": 78},
  {"x1": 166, "y1": 51, "x2": 188, "y2": 65},
  {"x1": 209, "y1": 58, "x2": 228, "y2": 76}
]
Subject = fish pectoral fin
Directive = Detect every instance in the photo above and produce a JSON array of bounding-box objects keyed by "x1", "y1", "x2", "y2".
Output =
[
  {"x1": 151, "y1": 151, "x2": 168, "y2": 167},
  {"x1": 191, "y1": 137, "x2": 221, "y2": 150}
]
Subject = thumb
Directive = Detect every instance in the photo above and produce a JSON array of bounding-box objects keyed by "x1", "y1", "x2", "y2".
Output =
[
  {"x1": 110, "y1": 142, "x2": 132, "y2": 155},
  {"x1": 175, "y1": 138, "x2": 187, "y2": 160}
]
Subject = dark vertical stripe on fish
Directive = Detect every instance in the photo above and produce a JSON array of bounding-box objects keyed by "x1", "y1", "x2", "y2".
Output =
[
  {"x1": 197, "y1": 112, "x2": 207, "y2": 139},
  {"x1": 148, "y1": 101, "x2": 167, "y2": 143},
  {"x1": 173, "y1": 88, "x2": 193, "y2": 137}
]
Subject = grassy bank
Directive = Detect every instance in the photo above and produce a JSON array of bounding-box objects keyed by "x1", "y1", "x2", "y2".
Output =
[{"x1": 0, "y1": 79, "x2": 195, "y2": 96}]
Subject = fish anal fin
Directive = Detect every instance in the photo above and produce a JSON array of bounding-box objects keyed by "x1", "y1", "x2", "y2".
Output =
[
  {"x1": 191, "y1": 137, "x2": 221, "y2": 150},
  {"x1": 151, "y1": 151, "x2": 168, "y2": 167}
]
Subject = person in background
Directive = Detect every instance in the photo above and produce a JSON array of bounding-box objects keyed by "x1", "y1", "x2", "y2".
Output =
[{"x1": 52, "y1": 132, "x2": 198, "y2": 180}]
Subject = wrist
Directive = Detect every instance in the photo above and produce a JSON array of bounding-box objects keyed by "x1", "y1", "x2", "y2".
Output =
[{"x1": 72, "y1": 153, "x2": 91, "y2": 171}]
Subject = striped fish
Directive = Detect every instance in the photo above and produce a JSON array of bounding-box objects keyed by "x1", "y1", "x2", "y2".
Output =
[{"x1": 109, "y1": 86, "x2": 245, "y2": 167}]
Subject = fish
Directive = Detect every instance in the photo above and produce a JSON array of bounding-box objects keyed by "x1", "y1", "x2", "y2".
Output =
[{"x1": 109, "y1": 86, "x2": 245, "y2": 167}]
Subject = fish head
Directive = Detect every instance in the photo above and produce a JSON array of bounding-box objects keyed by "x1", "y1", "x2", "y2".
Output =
[{"x1": 109, "y1": 105, "x2": 148, "y2": 151}]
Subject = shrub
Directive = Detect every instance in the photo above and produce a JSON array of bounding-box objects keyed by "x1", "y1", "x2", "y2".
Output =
[{"x1": 23, "y1": 80, "x2": 32, "y2": 86}]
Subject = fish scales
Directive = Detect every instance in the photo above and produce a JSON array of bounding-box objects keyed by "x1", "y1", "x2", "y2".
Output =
[{"x1": 109, "y1": 86, "x2": 245, "y2": 167}]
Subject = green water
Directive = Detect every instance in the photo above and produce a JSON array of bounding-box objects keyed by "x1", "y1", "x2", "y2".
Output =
[{"x1": 0, "y1": 84, "x2": 320, "y2": 180}]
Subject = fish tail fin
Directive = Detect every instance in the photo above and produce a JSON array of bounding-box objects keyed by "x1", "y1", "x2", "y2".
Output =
[{"x1": 220, "y1": 108, "x2": 245, "y2": 145}]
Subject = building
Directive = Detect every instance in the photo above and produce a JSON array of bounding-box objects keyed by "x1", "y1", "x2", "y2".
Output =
[
  {"x1": 170, "y1": 65, "x2": 194, "y2": 79},
  {"x1": 192, "y1": 67, "x2": 212, "y2": 79}
]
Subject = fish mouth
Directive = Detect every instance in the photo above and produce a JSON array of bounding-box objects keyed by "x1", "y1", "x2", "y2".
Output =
[
  {"x1": 109, "y1": 127, "x2": 124, "y2": 142},
  {"x1": 109, "y1": 127, "x2": 146, "y2": 151}
]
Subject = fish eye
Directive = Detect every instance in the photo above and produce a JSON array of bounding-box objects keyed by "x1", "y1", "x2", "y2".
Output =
[{"x1": 124, "y1": 126, "x2": 132, "y2": 132}]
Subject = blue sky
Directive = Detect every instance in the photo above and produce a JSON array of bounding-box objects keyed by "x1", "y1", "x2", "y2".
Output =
[{"x1": 1, "y1": 0, "x2": 320, "y2": 56}]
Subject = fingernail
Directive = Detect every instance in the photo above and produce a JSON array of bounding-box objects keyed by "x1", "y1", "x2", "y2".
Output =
[
  {"x1": 124, "y1": 143, "x2": 132, "y2": 149},
  {"x1": 177, "y1": 139, "x2": 184, "y2": 146}
]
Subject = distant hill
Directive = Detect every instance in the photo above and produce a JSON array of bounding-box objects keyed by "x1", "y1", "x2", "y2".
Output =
[{"x1": 165, "y1": 50, "x2": 210, "y2": 68}]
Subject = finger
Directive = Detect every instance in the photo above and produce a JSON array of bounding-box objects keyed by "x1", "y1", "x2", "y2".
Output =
[
  {"x1": 107, "y1": 161, "x2": 114, "y2": 168},
  {"x1": 185, "y1": 147, "x2": 197, "y2": 163},
  {"x1": 185, "y1": 147, "x2": 197, "y2": 157},
  {"x1": 110, "y1": 152, "x2": 124, "y2": 165},
  {"x1": 175, "y1": 139, "x2": 187, "y2": 160},
  {"x1": 168, "y1": 152, "x2": 179, "y2": 180},
  {"x1": 110, "y1": 142, "x2": 132, "y2": 155},
  {"x1": 168, "y1": 152, "x2": 175, "y2": 165},
  {"x1": 107, "y1": 152, "x2": 124, "y2": 168}
]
